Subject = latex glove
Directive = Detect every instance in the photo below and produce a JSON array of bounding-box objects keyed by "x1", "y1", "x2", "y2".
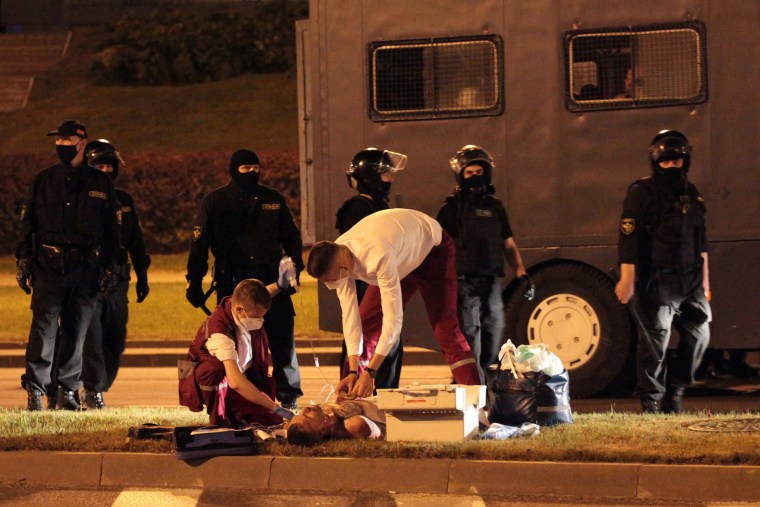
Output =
[
  {"x1": 277, "y1": 255, "x2": 297, "y2": 290},
  {"x1": 185, "y1": 279, "x2": 205, "y2": 308},
  {"x1": 99, "y1": 265, "x2": 120, "y2": 296},
  {"x1": 136, "y1": 276, "x2": 150, "y2": 303},
  {"x1": 16, "y1": 258, "x2": 33, "y2": 295},
  {"x1": 520, "y1": 274, "x2": 536, "y2": 301},
  {"x1": 272, "y1": 405, "x2": 295, "y2": 421}
]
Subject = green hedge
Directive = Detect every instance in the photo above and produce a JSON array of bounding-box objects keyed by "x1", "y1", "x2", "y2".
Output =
[
  {"x1": 93, "y1": 2, "x2": 308, "y2": 85},
  {"x1": 0, "y1": 151, "x2": 300, "y2": 255}
]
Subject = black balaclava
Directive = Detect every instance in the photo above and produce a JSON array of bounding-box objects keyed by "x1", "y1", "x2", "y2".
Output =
[
  {"x1": 460, "y1": 162, "x2": 495, "y2": 196},
  {"x1": 92, "y1": 157, "x2": 120, "y2": 181},
  {"x1": 229, "y1": 149, "x2": 260, "y2": 191}
]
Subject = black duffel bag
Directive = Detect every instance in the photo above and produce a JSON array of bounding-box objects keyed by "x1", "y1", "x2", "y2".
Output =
[
  {"x1": 485, "y1": 365, "x2": 548, "y2": 426},
  {"x1": 536, "y1": 369, "x2": 574, "y2": 426}
]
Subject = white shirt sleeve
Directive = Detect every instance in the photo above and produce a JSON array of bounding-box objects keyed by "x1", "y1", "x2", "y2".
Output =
[
  {"x1": 337, "y1": 278, "x2": 363, "y2": 357},
  {"x1": 373, "y1": 253, "x2": 403, "y2": 357},
  {"x1": 206, "y1": 333, "x2": 238, "y2": 365}
]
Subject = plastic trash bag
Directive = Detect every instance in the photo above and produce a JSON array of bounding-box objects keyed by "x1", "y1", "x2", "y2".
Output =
[
  {"x1": 499, "y1": 340, "x2": 564, "y2": 377},
  {"x1": 485, "y1": 365, "x2": 546, "y2": 426},
  {"x1": 536, "y1": 369, "x2": 574, "y2": 426},
  {"x1": 480, "y1": 422, "x2": 541, "y2": 440}
]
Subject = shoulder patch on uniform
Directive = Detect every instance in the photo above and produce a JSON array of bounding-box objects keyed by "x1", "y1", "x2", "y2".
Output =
[
  {"x1": 262, "y1": 203, "x2": 281, "y2": 210},
  {"x1": 19, "y1": 205, "x2": 27, "y2": 222},
  {"x1": 620, "y1": 218, "x2": 635, "y2": 235},
  {"x1": 89, "y1": 191, "x2": 107, "y2": 200},
  {"x1": 696, "y1": 196, "x2": 704, "y2": 203},
  {"x1": 193, "y1": 226, "x2": 203, "y2": 241},
  {"x1": 474, "y1": 209, "x2": 494, "y2": 218},
  {"x1": 121, "y1": 206, "x2": 132, "y2": 213}
]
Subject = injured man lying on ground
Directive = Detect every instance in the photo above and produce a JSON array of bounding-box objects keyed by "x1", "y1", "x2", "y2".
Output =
[{"x1": 285, "y1": 396, "x2": 386, "y2": 444}]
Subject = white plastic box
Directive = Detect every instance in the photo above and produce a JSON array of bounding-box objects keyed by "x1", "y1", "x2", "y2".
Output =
[{"x1": 377, "y1": 384, "x2": 486, "y2": 442}]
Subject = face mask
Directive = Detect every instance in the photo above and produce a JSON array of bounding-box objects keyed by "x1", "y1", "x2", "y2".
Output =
[
  {"x1": 239, "y1": 309, "x2": 264, "y2": 331},
  {"x1": 463, "y1": 174, "x2": 488, "y2": 193},
  {"x1": 376, "y1": 180, "x2": 392, "y2": 199},
  {"x1": 655, "y1": 167, "x2": 686, "y2": 192},
  {"x1": 56, "y1": 145, "x2": 80, "y2": 165},
  {"x1": 324, "y1": 267, "x2": 349, "y2": 290}
]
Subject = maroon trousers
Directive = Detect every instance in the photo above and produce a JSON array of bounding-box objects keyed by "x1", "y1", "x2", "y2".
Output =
[
  {"x1": 195, "y1": 357, "x2": 282, "y2": 427},
  {"x1": 358, "y1": 232, "x2": 480, "y2": 385}
]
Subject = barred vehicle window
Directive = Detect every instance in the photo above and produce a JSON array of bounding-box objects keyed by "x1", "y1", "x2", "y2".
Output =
[
  {"x1": 564, "y1": 21, "x2": 707, "y2": 112},
  {"x1": 368, "y1": 35, "x2": 504, "y2": 121}
]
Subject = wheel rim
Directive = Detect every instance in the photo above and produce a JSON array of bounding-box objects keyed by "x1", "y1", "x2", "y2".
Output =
[{"x1": 526, "y1": 293, "x2": 601, "y2": 369}]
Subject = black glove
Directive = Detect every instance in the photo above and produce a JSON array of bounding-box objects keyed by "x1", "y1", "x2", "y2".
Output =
[
  {"x1": 99, "y1": 265, "x2": 120, "y2": 296},
  {"x1": 136, "y1": 275, "x2": 150, "y2": 303},
  {"x1": 520, "y1": 274, "x2": 536, "y2": 301},
  {"x1": 16, "y1": 258, "x2": 33, "y2": 295},
  {"x1": 186, "y1": 279, "x2": 205, "y2": 308}
]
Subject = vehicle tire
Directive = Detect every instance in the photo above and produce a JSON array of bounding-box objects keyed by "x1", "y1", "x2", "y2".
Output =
[{"x1": 503, "y1": 262, "x2": 635, "y2": 398}]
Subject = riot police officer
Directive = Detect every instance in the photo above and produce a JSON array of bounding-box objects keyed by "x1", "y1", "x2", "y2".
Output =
[
  {"x1": 17, "y1": 120, "x2": 122, "y2": 411},
  {"x1": 615, "y1": 130, "x2": 711, "y2": 414},
  {"x1": 335, "y1": 148, "x2": 405, "y2": 389},
  {"x1": 78, "y1": 139, "x2": 151, "y2": 409},
  {"x1": 436, "y1": 145, "x2": 534, "y2": 383},
  {"x1": 186, "y1": 149, "x2": 304, "y2": 411}
]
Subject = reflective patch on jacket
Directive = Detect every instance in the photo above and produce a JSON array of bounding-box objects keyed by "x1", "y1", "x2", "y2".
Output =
[
  {"x1": 262, "y1": 203, "x2": 281, "y2": 210},
  {"x1": 89, "y1": 191, "x2": 107, "y2": 200},
  {"x1": 621, "y1": 218, "x2": 635, "y2": 235},
  {"x1": 121, "y1": 206, "x2": 132, "y2": 213}
]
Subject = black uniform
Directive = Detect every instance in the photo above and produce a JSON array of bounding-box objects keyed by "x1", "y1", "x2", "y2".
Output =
[
  {"x1": 17, "y1": 161, "x2": 122, "y2": 396},
  {"x1": 82, "y1": 188, "x2": 151, "y2": 393},
  {"x1": 187, "y1": 180, "x2": 304, "y2": 404},
  {"x1": 618, "y1": 176, "x2": 711, "y2": 401},
  {"x1": 437, "y1": 190, "x2": 513, "y2": 382},
  {"x1": 334, "y1": 194, "x2": 403, "y2": 389}
]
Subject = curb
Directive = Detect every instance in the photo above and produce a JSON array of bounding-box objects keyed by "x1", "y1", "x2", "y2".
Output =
[
  {"x1": 0, "y1": 342, "x2": 444, "y2": 368},
  {"x1": 1, "y1": 452, "x2": 759, "y2": 502}
]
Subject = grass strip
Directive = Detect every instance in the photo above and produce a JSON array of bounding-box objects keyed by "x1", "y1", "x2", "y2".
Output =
[{"x1": 1, "y1": 408, "x2": 758, "y2": 465}]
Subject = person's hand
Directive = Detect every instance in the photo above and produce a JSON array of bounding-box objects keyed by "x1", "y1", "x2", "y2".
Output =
[
  {"x1": 99, "y1": 265, "x2": 120, "y2": 296},
  {"x1": 16, "y1": 258, "x2": 33, "y2": 294},
  {"x1": 337, "y1": 372, "x2": 357, "y2": 395},
  {"x1": 272, "y1": 405, "x2": 295, "y2": 421},
  {"x1": 277, "y1": 256, "x2": 297, "y2": 290},
  {"x1": 186, "y1": 279, "x2": 205, "y2": 308},
  {"x1": 136, "y1": 275, "x2": 150, "y2": 303},
  {"x1": 349, "y1": 371, "x2": 375, "y2": 399},
  {"x1": 519, "y1": 274, "x2": 535, "y2": 300},
  {"x1": 615, "y1": 279, "x2": 635, "y2": 304}
]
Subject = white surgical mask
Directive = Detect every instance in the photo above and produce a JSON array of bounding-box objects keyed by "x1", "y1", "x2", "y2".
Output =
[
  {"x1": 324, "y1": 267, "x2": 349, "y2": 290},
  {"x1": 239, "y1": 309, "x2": 264, "y2": 331}
]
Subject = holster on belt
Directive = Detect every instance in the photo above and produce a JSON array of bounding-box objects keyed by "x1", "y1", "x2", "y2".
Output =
[{"x1": 40, "y1": 244, "x2": 102, "y2": 275}]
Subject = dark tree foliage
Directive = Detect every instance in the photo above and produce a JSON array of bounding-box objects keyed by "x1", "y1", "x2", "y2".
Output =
[{"x1": 92, "y1": 1, "x2": 308, "y2": 85}]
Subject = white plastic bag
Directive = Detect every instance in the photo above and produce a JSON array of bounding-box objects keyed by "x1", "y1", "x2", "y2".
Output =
[{"x1": 500, "y1": 340, "x2": 564, "y2": 377}]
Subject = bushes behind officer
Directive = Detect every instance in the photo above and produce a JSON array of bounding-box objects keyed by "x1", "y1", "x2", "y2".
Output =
[
  {"x1": 16, "y1": 120, "x2": 123, "y2": 411},
  {"x1": 614, "y1": 130, "x2": 711, "y2": 414},
  {"x1": 77, "y1": 139, "x2": 151, "y2": 409},
  {"x1": 185, "y1": 149, "x2": 304, "y2": 411}
]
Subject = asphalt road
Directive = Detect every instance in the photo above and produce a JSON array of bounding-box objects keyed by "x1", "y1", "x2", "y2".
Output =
[{"x1": 0, "y1": 366, "x2": 758, "y2": 412}]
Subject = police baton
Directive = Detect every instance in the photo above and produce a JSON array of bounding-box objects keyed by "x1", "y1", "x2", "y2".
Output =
[
  {"x1": 609, "y1": 268, "x2": 663, "y2": 364},
  {"x1": 200, "y1": 279, "x2": 217, "y2": 316}
]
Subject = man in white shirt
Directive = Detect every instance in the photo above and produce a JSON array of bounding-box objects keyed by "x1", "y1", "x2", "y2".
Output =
[{"x1": 307, "y1": 208, "x2": 480, "y2": 398}]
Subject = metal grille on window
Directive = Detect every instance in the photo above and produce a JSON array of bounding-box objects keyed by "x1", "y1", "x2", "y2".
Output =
[
  {"x1": 564, "y1": 22, "x2": 707, "y2": 112},
  {"x1": 369, "y1": 35, "x2": 504, "y2": 121}
]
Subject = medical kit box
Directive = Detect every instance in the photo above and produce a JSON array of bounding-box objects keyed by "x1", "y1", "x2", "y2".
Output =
[{"x1": 377, "y1": 384, "x2": 486, "y2": 442}]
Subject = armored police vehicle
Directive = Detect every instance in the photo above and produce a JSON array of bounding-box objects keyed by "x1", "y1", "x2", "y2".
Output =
[{"x1": 295, "y1": 0, "x2": 760, "y2": 397}]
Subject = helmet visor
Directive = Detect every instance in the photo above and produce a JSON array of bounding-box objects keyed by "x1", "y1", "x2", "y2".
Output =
[
  {"x1": 649, "y1": 137, "x2": 691, "y2": 162},
  {"x1": 449, "y1": 151, "x2": 493, "y2": 174},
  {"x1": 380, "y1": 150, "x2": 407, "y2": 173}
]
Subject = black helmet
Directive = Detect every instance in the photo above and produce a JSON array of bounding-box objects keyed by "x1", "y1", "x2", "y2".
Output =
[
  {"x1": 450, "y1": 145, "x2": 494, "y2": 185},
  {"x1": 346, "y1": 147, "x2": 407, "y2": 198},
  {"x1": 85, "y1": 139, "x2": 125, "y2": 180},
  {"x1": 648, "y1": 130, "x2": 691, "y2": 171}
]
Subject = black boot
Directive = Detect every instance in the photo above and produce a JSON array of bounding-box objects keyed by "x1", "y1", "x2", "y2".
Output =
[
  {"x1": 662, "y1": 387, "x2": 685, "y2": 414},
  {"x1": 55, "y1": 387, "x2": 81, "y2": 411},
  {"x1": 640, "y1": 398, "x2": 659, "y2": 414},
  {"x1": 26, "y1": 385, "x2": 43, "y2": 411},
  {"x1": 81, "y1": 390, "x2": 106, "y2": 410}
]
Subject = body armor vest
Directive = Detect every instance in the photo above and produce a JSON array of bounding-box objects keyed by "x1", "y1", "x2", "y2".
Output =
[{"x1": 454, "y1": 194, "x2": 505, "y2": 277}]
